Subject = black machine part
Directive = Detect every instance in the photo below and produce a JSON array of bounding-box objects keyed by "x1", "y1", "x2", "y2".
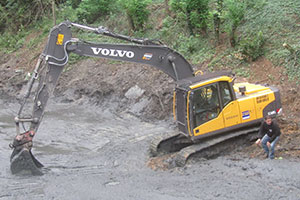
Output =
[{"x1": 10, "y1": 21, "x2": 195, "y2": 175}]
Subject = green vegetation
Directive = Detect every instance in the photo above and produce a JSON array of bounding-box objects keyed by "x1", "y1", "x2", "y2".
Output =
[
  {"x1": 284, "y1": 45, "x2": 300, "y2": 82},
  {"x1": 239, "y1": 31, "x2": 265, "y2": 61},
  {"x1": 76, "y1": 0, "x2": 113, "y2": 23},
  {"x1": 0, "y1": 0, "x2": 300, "y2": 82},
  {"x1": 223, "y1": 0, "x2": 245, "y2": 47},
  {"x1": 170, "y1": 0, "x2": 210, "y2": 35},
  {"x1": 0, "y1": 0, "x2": 52, "y2": 32},
  {"x1": 120, "y1": 0, "x2": 151, "y2": 32}
]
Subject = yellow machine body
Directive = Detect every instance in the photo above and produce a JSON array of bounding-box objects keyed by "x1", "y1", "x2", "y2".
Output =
[{"x1": 174, "y1": 72, "x2": 282, "y2": 141}]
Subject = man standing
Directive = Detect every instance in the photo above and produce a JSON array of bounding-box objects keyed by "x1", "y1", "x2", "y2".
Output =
[{"x1": 256, "y1": 115, "x2": 281, "y2": 159}]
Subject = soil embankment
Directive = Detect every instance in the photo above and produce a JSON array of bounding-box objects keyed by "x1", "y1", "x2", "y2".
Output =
[
  {"x1": 1, "y1": 47, "x2": 300, "y2": 199},
  {"x1": 1, "y1": 47, "x2": 299, "y2": 160}
]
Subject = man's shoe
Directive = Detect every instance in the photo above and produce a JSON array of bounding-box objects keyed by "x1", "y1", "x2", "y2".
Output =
[
  {"x1": 265, "y1": 152, "x2": 269, "y2": 159},
  {"x1": 265, "y1": 154, "x2": 269, "y2": 159}
]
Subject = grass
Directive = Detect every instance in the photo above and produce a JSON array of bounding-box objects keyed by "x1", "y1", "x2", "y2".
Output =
[{"x1": 1, "y1": 0, "x2": 300, "y2": 82}]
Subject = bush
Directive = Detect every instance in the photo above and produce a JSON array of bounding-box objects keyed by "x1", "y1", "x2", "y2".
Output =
[
  {"x1": 284, "y1": 46, "x2": 300, "y2": 82},
  {"x1": 69, "y1": 0, "x2": 82, "y2": 8},
  {"x1": 0, "y1": 5, "x2": 6, "y2": 32},
  {"x1": 0, "y1": 0, "x2": 52, "y2": 32},
  {"x1": 224, "y1": 0, "x2": 246, "y2": 47},
  {"x1": 170, "y1": 0, "x2": 209, "y2": 35},
  {"x1": 0, "y1": 30, "x2": 26, "y2": 53},
  {"x1": 120, "y1": 0, "x2": 151, "y2": 31},
  {"x1": 239, "y1": 31, "x2": 265, "y2": 61},
  {"x1": 76, "y1": 0, "x2": 113, "y2": 23}
]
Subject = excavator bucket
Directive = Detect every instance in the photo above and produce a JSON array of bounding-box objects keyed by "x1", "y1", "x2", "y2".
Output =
[
  {"x1": 10, "y1": 149, "x2": 43, "y2": 175},
  {"x1": 9, "y1": 131, "x2": 43, "y2": 175}
]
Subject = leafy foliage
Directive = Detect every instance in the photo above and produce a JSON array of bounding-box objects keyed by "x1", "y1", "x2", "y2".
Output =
[
  {"x1": 239, "y1": 31, "x2": 265, "y2": 61},
  {"x1": 76, "y1": 0, "x2": 113, "y2": 23},
  {"x1": 170, "y1": 0, "x2": 210, "y2": 35},
  {"x1": 0, "y1": 0, "x2": 52, "y2": 32},
  {"x1": 69, "y1": 0, "x2": 82, "y2": 8},
  {"x1": 0, "y1": 0, "x2": 299, "y2": 83},
  {"x1": 120, "y1": 0, "x2": 151, "y2": 31},
  {"x1": 0, "y1": 30, "x2": 25, "y2": 53},
  {"x1": 284, "y1": 47, "x2": 300, "y2": 82},
  {"x1": 223, "y1": 0, "x2": 246, "y2": 47}
]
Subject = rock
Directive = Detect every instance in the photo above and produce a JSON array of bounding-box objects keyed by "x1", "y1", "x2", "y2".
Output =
[
  {"x1": 128, "y1": 97, "x2": 150, "y2": 114},
  {"x1": 104, "y1": 181, "x2": 120, "y2": 186},
  {"x1": 125, "y1": 85, "x2": 144, "y2": 100}
]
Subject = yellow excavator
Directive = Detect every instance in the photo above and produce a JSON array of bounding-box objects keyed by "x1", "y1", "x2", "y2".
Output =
[{"x1": 9, "y1": 21, "x2": 282, "y2": 175}]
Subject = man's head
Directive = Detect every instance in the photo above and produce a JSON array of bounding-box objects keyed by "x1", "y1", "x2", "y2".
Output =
[{"x1": 264, "y1": 115, "x2": 272, "y2": 125}]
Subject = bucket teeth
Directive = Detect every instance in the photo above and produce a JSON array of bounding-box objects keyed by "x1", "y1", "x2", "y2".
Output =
[{"x1": 10, "y1": 148, "x2": 43, "y2": 176}]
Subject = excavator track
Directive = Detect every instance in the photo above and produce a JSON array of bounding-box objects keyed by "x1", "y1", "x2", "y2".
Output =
[
  {"x1": 149, "y1": 132, "x2": 193, "y2": 157},
  {"x1": 150, "y1": 127, "x2": 259, "y2": 167}
]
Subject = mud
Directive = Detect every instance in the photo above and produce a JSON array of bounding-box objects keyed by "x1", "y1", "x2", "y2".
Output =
[
  {"x1": 1, "y1": 99, "x2": 300, "y2": 200},
  {"x1": 1, "y1": 47, "x2": 300, "y2": 199}
]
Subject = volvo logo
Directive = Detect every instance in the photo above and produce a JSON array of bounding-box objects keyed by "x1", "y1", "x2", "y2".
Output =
[{"x1": 91, "y1": 47, "x2": 134, "y2": 58}]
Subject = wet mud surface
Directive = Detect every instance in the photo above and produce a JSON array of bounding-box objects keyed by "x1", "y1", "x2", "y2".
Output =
[{"x1": 1, "y1": 99, "x2": 300, "y2": 200}]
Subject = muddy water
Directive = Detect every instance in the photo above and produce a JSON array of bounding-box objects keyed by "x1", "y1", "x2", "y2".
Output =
[{"x1": 1, "y1": 99, "x2": 300, "y2": 200}]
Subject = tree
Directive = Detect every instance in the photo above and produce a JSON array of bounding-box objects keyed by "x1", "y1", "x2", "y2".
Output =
[
  {"x1": 164, "y1": 0, "x2": 171, "y2": 16},
  {"x1": 170, "y1": 0, "x2": 210, "y2": 36},
  {"x1": 120, "y1": 0, "x2": 151, "y2": 32},
  {"x1": 224, "y1": 0, "x2": 245, "y2": 47},
  {"x1": 76, "y1": 0, "x2": 112, "y2": 23},
  {"x1": 0, "y1": 0, "x2": 52, "y2": 32},
  {"x1": 213, "y1": 0, "x2": 223, "y2": 46}
]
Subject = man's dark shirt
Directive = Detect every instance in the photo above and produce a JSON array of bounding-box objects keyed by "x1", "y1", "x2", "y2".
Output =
[{"x1": 258, "y1": 120, "x2": 281, "y2": 142}]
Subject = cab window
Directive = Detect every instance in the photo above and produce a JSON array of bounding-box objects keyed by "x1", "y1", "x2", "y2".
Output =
[
  {"x1": 219, "y1": 81, "x2": 233, "y2": 107},
  {"x1": 192, "y1": 83, "x2": 220, "y2": 127}
]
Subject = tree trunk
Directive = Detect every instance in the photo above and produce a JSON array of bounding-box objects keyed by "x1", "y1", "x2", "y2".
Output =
[
  {"x1": 214, "y1": 13, "x2": 220, "y2": 45},
  {"x1": 186, "y1": 10, "x2": 194, "y2": 36},
  {"x1": 164, "y1": 0, "x2": 171, "y2": 16},
  {"x1": 126, "y1": 11, "x2": 135, "y2": 33},
  {"x1": 52, "y1": 0, "x2": 56, "y2": 26},
  {"x1": 214, "y1": 0, "x2": 223, "y2": 46},
  {"x1": 230, "y1": 25, "x2": 237, "y2": 47}
]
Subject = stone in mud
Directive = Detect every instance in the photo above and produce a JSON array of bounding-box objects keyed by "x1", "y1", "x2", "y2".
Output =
[{"x1": 125, "y1": 85, "x2": 145, "y2": 100}]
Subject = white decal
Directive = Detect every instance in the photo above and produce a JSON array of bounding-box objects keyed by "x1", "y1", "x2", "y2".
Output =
[
  {"x1": 268, "y1": 110, "x2": 276, "y2": 115},
  {"x1": 91, "y1": 47, "x2": 135, "y2": 58}
]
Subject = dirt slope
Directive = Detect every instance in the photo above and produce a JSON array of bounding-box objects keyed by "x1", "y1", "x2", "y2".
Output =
[{"x1": 0, "y1": 39, "x2": 299, "y2": 160}]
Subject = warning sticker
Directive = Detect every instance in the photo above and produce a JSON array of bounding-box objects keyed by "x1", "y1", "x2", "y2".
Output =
[
  {"x1": 242, "y1": 110, "x2": 250, "y2": 120},
  {"x1": 56, "y1": 34, "x2": 64, "y2": 45},
  {"x1": 142, "y1": 53, "x2": 153, "y2": 60}
]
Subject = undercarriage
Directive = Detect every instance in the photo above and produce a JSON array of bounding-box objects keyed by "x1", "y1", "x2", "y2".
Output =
[{"x1": 149, "y1": 126, "x2": 260, "y2": 168}]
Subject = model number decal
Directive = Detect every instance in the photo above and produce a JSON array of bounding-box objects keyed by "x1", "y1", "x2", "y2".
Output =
[
  {"x1": 226, "y1": 114, "x2": 238, "y2": 120},
  {"x1": 256, "y1": 95, "x2": 269, "y2": 104},
  {"x1": 91, "y1": 47, "x2": 135, "y2": 58}
]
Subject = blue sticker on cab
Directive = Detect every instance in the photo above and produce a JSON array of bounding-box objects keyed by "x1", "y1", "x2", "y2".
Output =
[{"x1": 242, "y1": 110, "x2": 250, "y2": 120}]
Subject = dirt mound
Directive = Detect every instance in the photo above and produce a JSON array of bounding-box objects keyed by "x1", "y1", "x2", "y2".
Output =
[
  {"x1": 239, "y1": 57, "x2": 300, "y2": 159},
  {"x1": 54, "y1": 58, "x2": 175, "y2": 120}
]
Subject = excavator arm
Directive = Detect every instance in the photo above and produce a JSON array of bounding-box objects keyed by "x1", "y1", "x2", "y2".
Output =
[{"x1": 10, "y1": 21, "x2": 194, "y2": 175}]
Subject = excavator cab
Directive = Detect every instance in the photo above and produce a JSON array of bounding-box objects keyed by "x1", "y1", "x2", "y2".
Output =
[{"x1": 174, "y1": 71, "x2": 235, "y2": 140}]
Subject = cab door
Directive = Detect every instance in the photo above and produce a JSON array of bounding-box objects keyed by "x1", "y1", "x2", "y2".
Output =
[
  {"x1": 219, "y1": 81, "x2": 241, "y2": 127},
  {"x1": 190, "y1": 83, "x2": 225, "y2": 136}
]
